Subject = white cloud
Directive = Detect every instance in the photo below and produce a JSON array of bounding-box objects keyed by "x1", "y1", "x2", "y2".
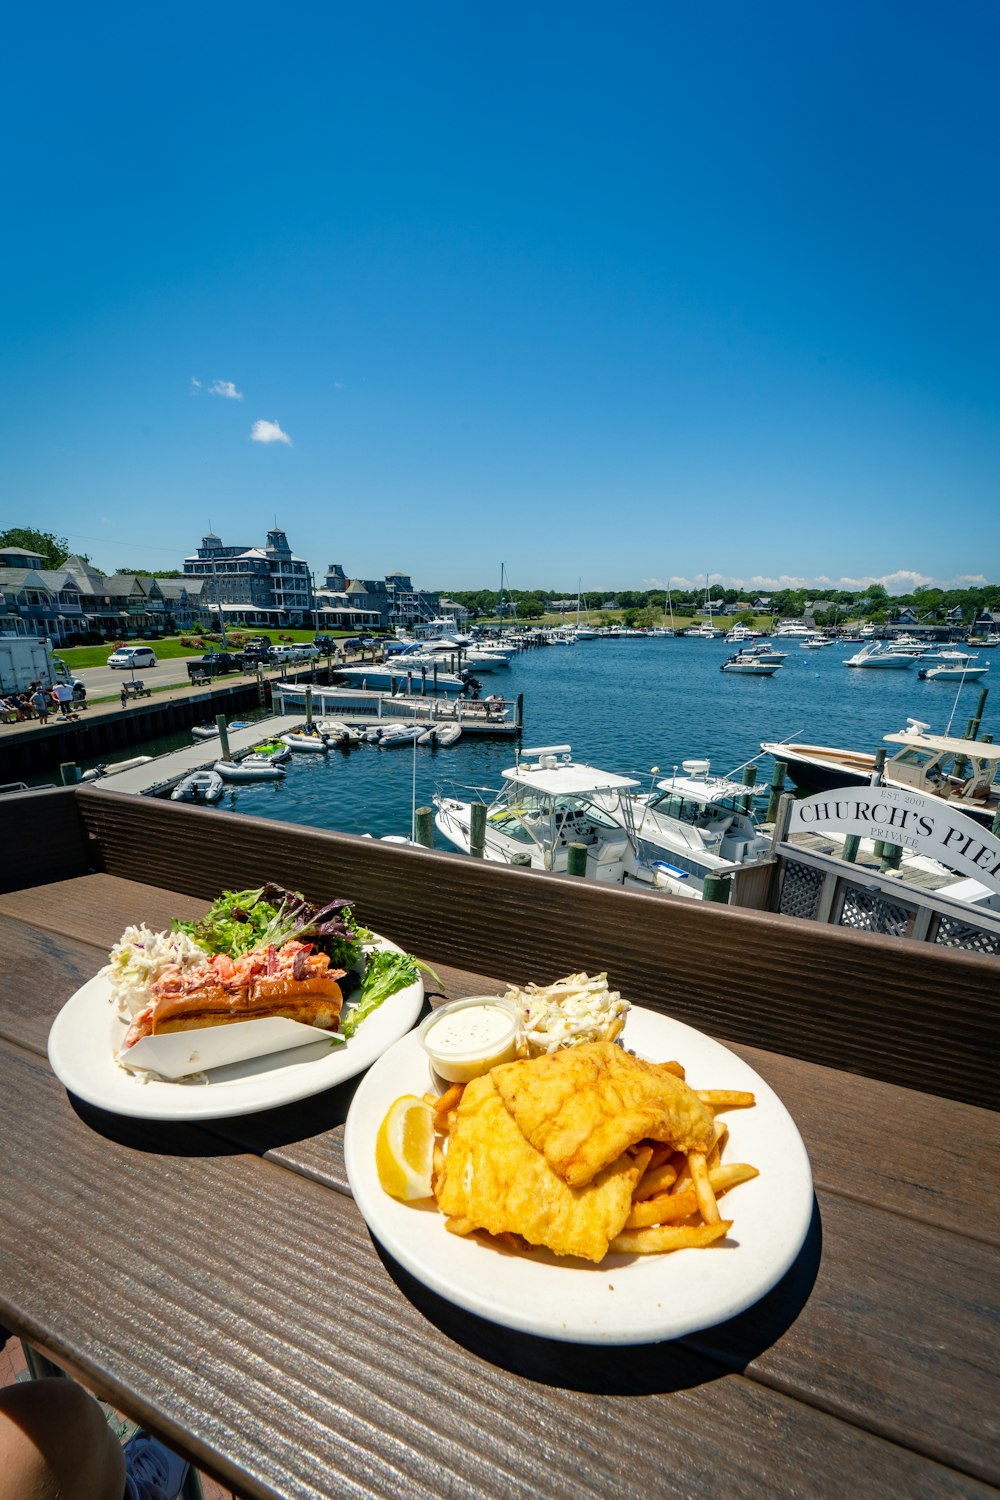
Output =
[
  {"x1": 250, "y1": 419, "x2": 292, "y2": 446},
  {"x1": 190, "y1": 377, "x2": 202, "y2": 390},
  {"x1": 642, "y1": 569, "x2": 976, "y2": 595},
  {"x1": 210, "y1": 379, "x2": 243, "y2": 400}
]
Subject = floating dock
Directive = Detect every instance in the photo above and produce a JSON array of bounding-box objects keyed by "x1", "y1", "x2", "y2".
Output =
[{"x1": 274, "y1": 684, "x2": 523, "y2": 735}]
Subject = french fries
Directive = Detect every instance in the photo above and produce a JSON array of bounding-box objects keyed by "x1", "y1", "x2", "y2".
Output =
[
  {"x1": 610, "y1": 1221, "x2": 733, "y2": 1255},
  {"x1": 696, "y1": 1089, "x2": 756, "y2": 1111},
  {"x1": 420, "y1": 1066, "x2": 758, "y2": 1261}
]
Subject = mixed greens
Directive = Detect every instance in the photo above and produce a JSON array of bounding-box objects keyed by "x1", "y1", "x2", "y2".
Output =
[
  {"x1": 342, "y1": 950, "x2": 440, "y2": 1037},
  {"x1": 173, "y1": 883, "x2": 371, "y2": 972},
  {"x1": 172, "y1": 883, "x2": 432, "y2": 1035}
]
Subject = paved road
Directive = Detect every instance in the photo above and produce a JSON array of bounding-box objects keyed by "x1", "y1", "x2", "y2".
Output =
[{"x1": 73, "y1": 655, "x2": 205, "y2": 700}]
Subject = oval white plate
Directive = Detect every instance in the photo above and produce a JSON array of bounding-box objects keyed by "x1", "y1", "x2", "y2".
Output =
[
  {"x1": 344, "y1": 1007, "x2": 813, "y2": 1345},
  {"x1": 47, "y1": 937, "x2": 423, "y2": 1121}
]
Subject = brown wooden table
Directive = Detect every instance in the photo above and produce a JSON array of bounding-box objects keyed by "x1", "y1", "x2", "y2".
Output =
[{"x1": 0, "y1": 789, "x2": 997, "y2": 1498}]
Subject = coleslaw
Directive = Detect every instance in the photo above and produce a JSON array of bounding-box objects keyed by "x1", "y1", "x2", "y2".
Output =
[
  {"x1": 102, "y1": 924, "x2": 207, "y2": 1022},
  {"x1": 505, "y1": 971, "x2": 630, "y2": 1056}
]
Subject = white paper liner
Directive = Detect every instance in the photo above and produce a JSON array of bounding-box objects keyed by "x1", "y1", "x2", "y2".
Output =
[{"x1": 118, "y1": 1017, "x2": 344, "y2": 1080}]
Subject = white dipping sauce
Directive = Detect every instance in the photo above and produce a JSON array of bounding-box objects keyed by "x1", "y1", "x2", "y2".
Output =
[
  {"x1": 425, "y1": 1004, "x2": 513, "y2": 1056},
  {"x1": 419, "y1": 998, "x2": 519, "y2": 1081}
]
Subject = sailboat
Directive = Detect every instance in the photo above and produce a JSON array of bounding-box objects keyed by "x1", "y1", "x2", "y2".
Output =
[{"x1": 574, "y1": 581, "x2": 602, "y2": 640}]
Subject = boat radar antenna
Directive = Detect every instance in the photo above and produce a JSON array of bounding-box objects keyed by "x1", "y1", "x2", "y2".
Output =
[{"x1": 906, "y1": 718, "x2": 931, "y2": 736}]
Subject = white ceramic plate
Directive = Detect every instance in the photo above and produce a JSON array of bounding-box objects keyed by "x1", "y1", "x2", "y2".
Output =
[
  {"x1": 47, "y1": 938, "x2": 424, "y2": 1121},
  {"x1": 344, "y1": 1007, "x2": 814, "y2": 1345}
]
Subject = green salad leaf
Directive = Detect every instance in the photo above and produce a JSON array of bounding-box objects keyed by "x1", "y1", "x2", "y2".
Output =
[
  {"x1": 342, "y1": 949, "x2": 440, "y2": 1038},
  {"x1": 173, "y1": 887, "x2": 281, "y2": 956}
]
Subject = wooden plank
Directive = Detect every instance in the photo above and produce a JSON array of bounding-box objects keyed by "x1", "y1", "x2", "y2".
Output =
[
  {"x1": 0, "y1": 872, "x2": 208, "y2": 948},
  {"x1": 75, "y1": 788, "x2": 1000, "y2": 1108},
  {"x1": 721, "y1": 1039, "x2": 1000, "y2": 1245},
  {"x1": 688, "y1": 1190, "x2": 1000, "y2": 1484},
  {"x1": 0, "y1": 1043, "x2": 992, "y2": 1500},
  {"x1": 0, "y1": 915, "x2": 106, "y2": 1054}
]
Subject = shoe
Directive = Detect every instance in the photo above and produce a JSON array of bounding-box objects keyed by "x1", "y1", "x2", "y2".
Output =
[{"x1": 122, "y1": 1431, "x2": 190, "y2": 1500}]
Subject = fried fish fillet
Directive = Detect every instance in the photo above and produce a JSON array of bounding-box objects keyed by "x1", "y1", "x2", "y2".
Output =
[
  {"x1": 491, "y1": 1041, "x2": 715, "y2": 1188},
  {"x1": 436, "y1": 1073, "x2": 642, "y2": 1263}
]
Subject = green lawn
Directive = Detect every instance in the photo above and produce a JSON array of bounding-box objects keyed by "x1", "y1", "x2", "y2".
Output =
[{"x1": 56, "y1": 627, "x2": 372, "y2": 668}]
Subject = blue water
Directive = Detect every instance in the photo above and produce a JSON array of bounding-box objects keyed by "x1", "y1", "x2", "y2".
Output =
[{"x1": 204, "y1": 639, "x2": 997, "y2": 839}]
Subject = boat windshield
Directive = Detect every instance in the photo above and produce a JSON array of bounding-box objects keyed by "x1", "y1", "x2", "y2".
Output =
[
  {"x1": 645, "y1": 790, "x2": 747, "y2": 825},
  {"x1": 490, "y1": 788, "x2": 627, "y2": 839}
]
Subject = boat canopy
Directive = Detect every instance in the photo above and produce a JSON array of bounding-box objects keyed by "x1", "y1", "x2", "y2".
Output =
[
  {"x1": 504, "y1": 763, "x2": 642, "y2": 797},
  {"x1": 883, "y1": 732, "x2": 1000, "y2": 761},
  {"x1": 654, "y1": 774, "x2": 758, "y2": 805}
]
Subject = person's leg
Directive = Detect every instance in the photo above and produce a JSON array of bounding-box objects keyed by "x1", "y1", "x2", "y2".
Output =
[{"x1": 0, "y1": 1376, "x2": 125, "y2": 1500}]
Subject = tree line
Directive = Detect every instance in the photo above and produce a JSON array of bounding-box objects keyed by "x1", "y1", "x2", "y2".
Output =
[{"x1": 444, "y1": 579, "x2": 1000, "y2": 625}]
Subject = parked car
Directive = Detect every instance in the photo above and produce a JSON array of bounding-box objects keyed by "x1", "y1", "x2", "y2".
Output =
[
  {"x1": 107, "y1": 646, "x2": 157, "y2": 670},
  {"x1": 241, "y1": 642, "x2": 276, "y2": 663},
  {"x1": 271, "y1": 643, "x2": 319, "y2": 664},
  {"x1": 313, "y1": 635, "x2": 336, "y2": 653},
  {"x1": 186, "y1": 651, "x2": 243, "y2": 681}
]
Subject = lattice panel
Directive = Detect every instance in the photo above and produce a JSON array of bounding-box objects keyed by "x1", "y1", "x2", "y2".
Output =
[
  {"x1": 933, "y1": 915, "x2": 1000, "y2": 956},
  {"x1": 839, "y1": 886, "x2": 913, "y2": 938},
  {"x1": 777, "y1": 860, "x2": 825, "y2": 920}
]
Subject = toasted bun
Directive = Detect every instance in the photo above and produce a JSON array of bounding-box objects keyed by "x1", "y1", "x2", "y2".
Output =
[
  {"x1": 149, "y1": 975, "x2": 343, "y2": 1036},
  {"x1": 153, "y1": 995, "x2": 343, "y2": 1035}
]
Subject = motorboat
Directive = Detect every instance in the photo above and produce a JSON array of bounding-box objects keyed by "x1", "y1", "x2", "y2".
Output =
[
  {"x1": 433, "y1": 745, "x2": 656, "y2": 888},
  {"x1": 773, "y1": 623, "x2": 819, "y2": 639},
  {"x1": 628, "y1": 760, "x2": 773, "y2": 892},
  {"x1": 683, "y1": 622, "x2": 724, "y2": 639},
  {"x1": 170, "y1": 769, "x2": 224, "y2": 803},
  {"x1": 889, "y1": 634, "x2": 934, "y2": 656},
  {"x1": 334, "y1": 662, "x2": 466, "y2": 693},
  {"x1": 918, "y1": 662, "x2": 989, "y2": 682},
  {"x1": 761, "y1": 715, "x2": 1000, "y2": 826},
  {"x1": 843, "y1": 643, "x2": 914, "y2": 669},
  {"x1": 433, "y1": 745, "x2": 770, "y2": 898},
  {"x1": 282, "y1": 730, "x2": 329, "y2": 752},
  {"x1": 435, "y1": 723, "x2": 462, "y2": 746},
  {"x1": 214, "y1": 759, "x2": 286, "y2": 781},
  {"x1": 720, "y1": 655, "x2": 781, "y2": 676},
  {"x1": 742, "y1": 644, "x2": 788, "y2": 663}
]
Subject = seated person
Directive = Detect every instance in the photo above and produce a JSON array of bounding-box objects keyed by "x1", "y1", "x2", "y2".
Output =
[{"x1": 0, "y1": 1371, "x2": 189, "y2": 1500}]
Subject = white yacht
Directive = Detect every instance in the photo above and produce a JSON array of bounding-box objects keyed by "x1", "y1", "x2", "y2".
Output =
[
  {"x1": 843, "y1": 643, "x2": 914, "y2": 669},
  {"x1": 773, "y1": 623, "x2": 819, "y2": 639},
  {"x1": 761, "y1": 717, "x2": 1000, "y2": 827},
  {"x1": 918, "y1": 661, "x2": 989, "y2": 683},
  {"x1": 721, "y1": 656, "x2": 781, "y2": 676},
  {"x1": 434, "y1": 747, "x2": 654, "y2": 887},
  {"x1": 433, "y1": 746, "x2": 770, "y2": 898},
  {"x1": 629, "y1": 761, "x2": 773, "y2": 889},
  {"x1": 683, "y1": 622, "x2": 725, "y2": 639},
  {"x1": 335, "y1": 662, "x2": 466, "y2": 692}
]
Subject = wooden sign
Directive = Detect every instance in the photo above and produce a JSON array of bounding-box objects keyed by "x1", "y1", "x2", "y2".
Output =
[{"x1": 789, "y1": 785, "x2": 1000, "y2": 896}]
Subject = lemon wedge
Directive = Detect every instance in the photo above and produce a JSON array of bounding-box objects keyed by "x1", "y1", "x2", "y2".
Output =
[{"x1": 375, "y1": 1094, "x2": 435, "y2": 1201}]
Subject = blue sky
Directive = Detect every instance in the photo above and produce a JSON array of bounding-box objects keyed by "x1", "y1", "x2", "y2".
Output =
[{"x1": 2, "y1": 2, "x2": 997, "y2": 592}]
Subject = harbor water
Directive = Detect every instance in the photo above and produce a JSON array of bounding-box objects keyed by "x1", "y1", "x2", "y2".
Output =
[{"x1": 170, "y1": 638, "x2": 998, "y2": 840}]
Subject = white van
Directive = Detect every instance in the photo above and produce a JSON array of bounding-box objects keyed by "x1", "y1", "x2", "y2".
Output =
[{"x1": 107, "y1": 646, "x2": 157, "y2": 669}]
